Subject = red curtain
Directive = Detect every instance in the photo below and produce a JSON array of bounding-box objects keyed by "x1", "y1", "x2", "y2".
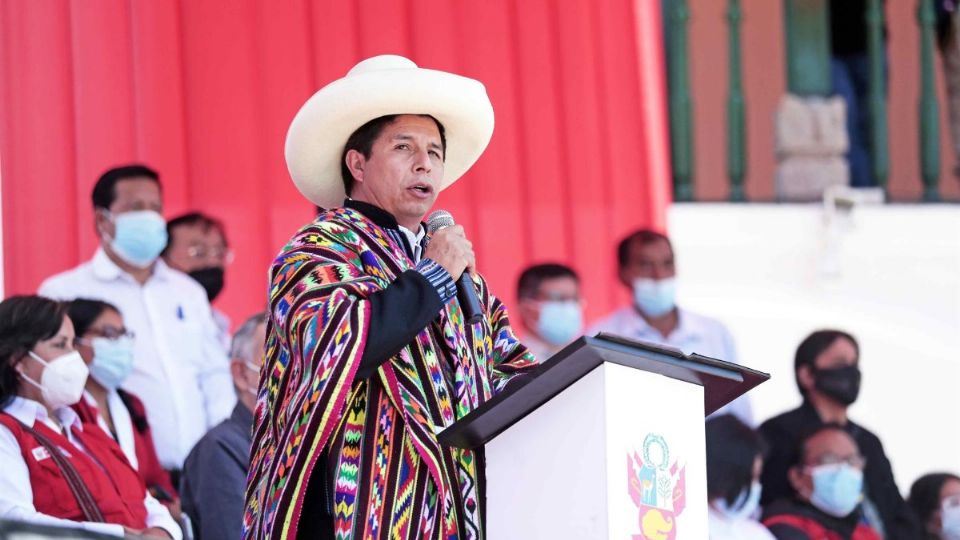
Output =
[{"x1": 0, "y1": 0, "x2": 670, "y2": 327}]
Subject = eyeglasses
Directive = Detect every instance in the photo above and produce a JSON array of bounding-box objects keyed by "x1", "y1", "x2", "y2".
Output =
[
  {"x1": 186, "y1": 245, "x2": 234, "y2": 265},
  {"x1": 806, "y1": 453, "x2": 867, "y2": 470},
  {"x1": 943, "y1": 494, "x2": 960, "y2": 511},
  {"x1": 78, "y1": 326, "x2": 136, "y2": 342}
]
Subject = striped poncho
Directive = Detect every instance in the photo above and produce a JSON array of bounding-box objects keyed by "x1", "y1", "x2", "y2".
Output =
[{"x1": 243, "y1": 206, "x2": 537, "y2": 539}]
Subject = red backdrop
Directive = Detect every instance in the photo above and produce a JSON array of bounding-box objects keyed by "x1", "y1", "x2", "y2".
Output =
[{"x1": 0, "y1": 0, "x2": 670, "y2": 328}]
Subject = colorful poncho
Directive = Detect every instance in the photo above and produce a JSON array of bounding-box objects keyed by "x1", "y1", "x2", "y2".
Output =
[{"x1": 243, "y1": 207, "x2": 537, "y2": 539}]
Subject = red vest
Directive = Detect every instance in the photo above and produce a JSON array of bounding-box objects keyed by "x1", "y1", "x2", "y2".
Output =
[
  {"x1": 72, "y1": 393, "x2": 178, "y2": 499},
  {"x1": 0, "y1": 413, "x2": 149, "y2": 529},
  {"x1": 764, "y1": 514, "x2": 883, "y2": 540}
]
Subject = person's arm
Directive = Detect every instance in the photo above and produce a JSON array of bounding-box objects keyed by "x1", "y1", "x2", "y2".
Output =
[
  {"x1": 195, "y1": 293, "x2": 238, "y2": 428},
  {"x1": 356, "y1": 259, "x2": 456, "y2": 378},
  {"x1": 859, "y1": 431, "x2": 924, "y2": 540},
  {"x1": 142, "y1": 492, "x2": 182, "y2": 539},
  {"x1": 181, "y1": 436, "x2": 249, "y2": 540},
  {"x1": 0, "y1": 424, "x2": 125, "y2": 538}
]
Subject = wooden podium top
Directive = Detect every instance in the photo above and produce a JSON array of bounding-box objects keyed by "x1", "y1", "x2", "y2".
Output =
[{"x1": 438, "y1": 333, "x2": 770, "y2": 449}]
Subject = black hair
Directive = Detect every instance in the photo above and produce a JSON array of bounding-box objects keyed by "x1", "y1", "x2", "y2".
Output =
[
  {"x1": 0, "y1": 296, "x2": 67, "y2": 407},
  {"x1": 91, "y1": 164, "x2": 161, "y2": 210},
  {"x1": 908, "y1": 472, "x2": 960, "y2": 537},
  {"x1": 794, "y1": 329, "x2": 859, "y2": 396},
  {"x1": 65, "y1": 298, "x2": 120, "y2": 338},
  {"x1": 616, "y1": 229, "x2": 672, "y2": 268},
  {"x1": 161, "y1": 211, "x2": 229, "y2": 256},
  {"x1": 339, "y1": 115, "x2": 447, "y2": 199},
  {"x1": 516, "y1": 263, "x2": 579, "y2": 300},
  {"x1": 792, "y1": 423, "x2": 856, "y2": 467},
  {"x1": 705, "y1": 414, "x2": 767, "y2": 506}
]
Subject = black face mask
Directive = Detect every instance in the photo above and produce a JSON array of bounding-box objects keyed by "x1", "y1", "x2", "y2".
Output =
[
  {"x1": 189, "y1": 267, "x2": 225, "y2": 302},
  {"x1": 813, "y1": 365, "x2": 861, "y2": 406}
]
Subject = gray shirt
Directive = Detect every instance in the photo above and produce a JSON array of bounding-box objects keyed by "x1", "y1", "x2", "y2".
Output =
[{"x1": 180, "y1": 403, "x2": 252, "y2": 540}]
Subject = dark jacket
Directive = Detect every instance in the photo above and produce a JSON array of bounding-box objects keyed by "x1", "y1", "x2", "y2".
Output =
[
  {"x1": 758, "y1": 402, "x2": 922, "y2": 540},
  {"x1": 763, "y1": 498, "x2": 881, "y2": 540}
]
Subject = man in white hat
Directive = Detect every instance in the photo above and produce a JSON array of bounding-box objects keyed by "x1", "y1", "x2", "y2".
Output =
[{"x1": 243, "y1": 55, "x2": 537, "y2": 540}]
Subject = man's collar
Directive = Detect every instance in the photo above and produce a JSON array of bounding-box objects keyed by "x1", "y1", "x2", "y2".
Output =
[
  {"x1": 92, "y1": 247, "x2": 169, "y2": 283},
  {"x1": 628, "y1": 305, "x2": 689, "y2": 339},
  {"x1": 344, "y1": 199, "x2": 401, "y2": 230}
]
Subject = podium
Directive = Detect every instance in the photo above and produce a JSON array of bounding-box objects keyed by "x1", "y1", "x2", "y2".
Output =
[{"x1": 438, "y1": 333, "x2": 769, "y2": 540}]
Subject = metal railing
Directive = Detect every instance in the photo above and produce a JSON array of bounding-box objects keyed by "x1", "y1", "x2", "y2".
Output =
[{"x1": 665, "y1": 0, "x2": 944, "y2": 201}]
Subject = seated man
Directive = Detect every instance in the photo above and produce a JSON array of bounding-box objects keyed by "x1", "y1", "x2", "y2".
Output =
[
  {"x1": 762, "y1": 424, "x2": 880, "y2": 540},
  {"x1": 515, "y1": 263, "x2": 583, "y2": 360},
  {"x1": 161, "y1": 212, "x2": 233, "y2": 349},
  {"x1": 180, "y1": 313, "x2": 265, "y2": 540}
]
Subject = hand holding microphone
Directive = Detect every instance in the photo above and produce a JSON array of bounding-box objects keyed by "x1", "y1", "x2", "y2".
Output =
[{"x1": 425, "y1": 210, "x2": 483, "y2": 323}]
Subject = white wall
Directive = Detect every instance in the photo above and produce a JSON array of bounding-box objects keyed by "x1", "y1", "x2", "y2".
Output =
[{"x1": 669, "y1": 202, "x2": 960, "y2": 493}]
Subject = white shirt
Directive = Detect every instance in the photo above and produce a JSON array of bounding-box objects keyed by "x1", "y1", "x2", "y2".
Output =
[
  {"x1": 708, "y1": 507, "x2": 776, "y2": 540},
  {"x1": 81, "y1": 391, "x2": 138, "y2": 470},
  {"x1": 397, "y1": 224, "x2": 426, "y2": 261},
  {"x1": 0, "y1": 397, "x2": 182, "y2": 539},
  {"x1": 39, "y1": 249, "x2": 236, "y2": 468},
  {"x1": 587, "y1": 306, "x2": 754, "y2": 425},
  {"x1": 212, "y1": 307, "x2": 232, "y2": 353}
]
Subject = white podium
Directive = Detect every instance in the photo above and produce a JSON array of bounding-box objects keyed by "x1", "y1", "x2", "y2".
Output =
[{"x1": 439, "y1": 334, "x2": 768, "y2": 540}]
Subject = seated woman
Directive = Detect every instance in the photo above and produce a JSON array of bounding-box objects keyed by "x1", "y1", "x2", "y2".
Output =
[
  {"x1": 908, "y1": 472, "x2": 960, "y2": 540},
  {"x1": 706, "y1": 414, "x2": 776, "y2": 540},
  {"x1": 0, "y1": 295, "x2": 180, "y2": 539},
  {"x1": 66, "y1": 299, "x2": 179, "y2": 514}
]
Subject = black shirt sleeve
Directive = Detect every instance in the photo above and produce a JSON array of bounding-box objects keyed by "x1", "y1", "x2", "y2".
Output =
[{"x1": 355, "y1": 269, "x2": 445, "y2": 378}]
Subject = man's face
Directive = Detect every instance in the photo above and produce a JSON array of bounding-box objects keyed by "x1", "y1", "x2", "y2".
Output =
[
  {"x1": 789, "y1": 429, "x2": 864, "y2": 501},
  {"x1": 618, "y1": 238, "x2": 675, "y2": 288},
  {"x1": 518, "y1": 276, "x2": 581, "y2": 334},
  {"x1": 346, "y1": 115, "x2": 444, "y2": 230},
  {"x1": 234, "y1": 320, "x2": 267, "y2": 409},
  {"x1": 96, "y1": 177, "x2": 163, "y2": 240},
  {"x1": 797, "y1": 337, "x2": 859, "y2": 396},
  {"x1": 164, "y1": 223, "x2": 230, "y2": 273}
]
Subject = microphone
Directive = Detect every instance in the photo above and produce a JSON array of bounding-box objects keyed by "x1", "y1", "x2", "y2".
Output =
[{"x1": 425, "y1": 210, "x2": 483, "y2": 324}]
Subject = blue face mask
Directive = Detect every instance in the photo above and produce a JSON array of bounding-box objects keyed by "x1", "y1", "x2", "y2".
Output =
[
  {"x1": 88, "y1": 337, "x2": 135, "y2": 390},
  {"x1": 808, "y1": 463, "x2": 864, "y2": 517},
  {"x1": 632, "y1": 277, "x2": 676, "y2": 317},
  {"x1": 715, "y1": 481, "x2": 762, "y2": 520},
  {"x1": 107, "y1": 210, "x2": 168, "y2": 268},
  {"x1": 942, "y1": 504, "x2": 960, "y2": 540},
  {"x1": 536, "y1": 301, "x2": 583, "y2": 346}
]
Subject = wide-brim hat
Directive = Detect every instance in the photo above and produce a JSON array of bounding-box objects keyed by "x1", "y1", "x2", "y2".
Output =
[{"x1": 285, "y1": 55, "x2": 495, "y2": 209}]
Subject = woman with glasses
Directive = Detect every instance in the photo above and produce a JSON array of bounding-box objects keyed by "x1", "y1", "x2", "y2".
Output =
[
  {"x1": 0, "y1": 295, "x2": 180, "y2": 538},
  {"x1": 66, "y1": 298, "x2": 180, "y2": 518},
  {"x1": 908, "y1": 472, "x2": 960, "y2": 540}
]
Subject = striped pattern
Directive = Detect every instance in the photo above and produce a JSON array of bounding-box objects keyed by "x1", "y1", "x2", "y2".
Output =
[
  {"x1": 243, "y1": 207, "x2": 537, "y2": 539},
  {"x1": 415, "y1": 259, "x2": 458, "y2": 302}
]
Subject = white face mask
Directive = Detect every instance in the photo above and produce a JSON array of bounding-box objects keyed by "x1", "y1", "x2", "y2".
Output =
[
  {"x1": 22, "y1": 350, "x2": 89, "y2": 409},
  {"x1": 244, "y1": 360, "x2": 261, "y2": 398}
]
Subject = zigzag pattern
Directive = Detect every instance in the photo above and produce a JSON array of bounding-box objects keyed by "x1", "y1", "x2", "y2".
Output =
[{"x1": 243, "y1": 208, "x2": 538, "y2": 539}]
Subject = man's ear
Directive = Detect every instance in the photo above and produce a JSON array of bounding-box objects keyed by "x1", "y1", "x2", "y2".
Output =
[
  {"x1": 345, "y1": 149, "x2": 366, "y2": 185},
  {"x1": 787, "y1": 465, "x2": 812, "y2": 499},
  {"x1": 797, "y1": 364, "x2": 816, "y2": 393}
]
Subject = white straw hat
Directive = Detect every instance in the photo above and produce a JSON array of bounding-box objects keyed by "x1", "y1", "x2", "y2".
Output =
[{"x1": 284, "y1": 55, "x2": 495, "y2": 208}]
